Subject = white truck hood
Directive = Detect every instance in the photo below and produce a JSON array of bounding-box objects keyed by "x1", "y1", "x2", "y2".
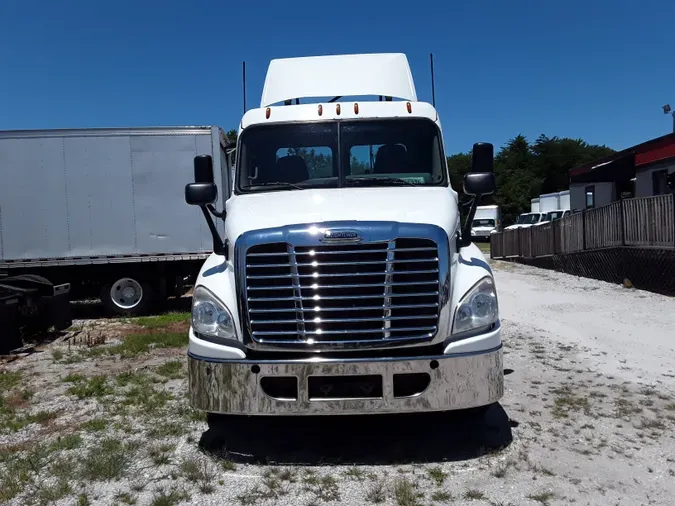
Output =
[{"x1": 224, "y1": 187, "x2": 459, "y2": 244}]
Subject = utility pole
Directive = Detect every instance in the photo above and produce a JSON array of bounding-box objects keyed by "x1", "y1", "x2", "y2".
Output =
[{"x1": 662, "y1": 104, "x2": 675, "y2": 133}]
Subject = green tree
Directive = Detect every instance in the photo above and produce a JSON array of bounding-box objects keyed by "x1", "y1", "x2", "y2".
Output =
[{"x1": 447, "y1": 134, "x2": 615, "y2": 225}]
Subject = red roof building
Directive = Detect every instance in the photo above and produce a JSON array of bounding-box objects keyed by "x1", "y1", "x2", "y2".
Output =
[{"x1": 568, "y1": 133, "x2": 675, "y2": 210}]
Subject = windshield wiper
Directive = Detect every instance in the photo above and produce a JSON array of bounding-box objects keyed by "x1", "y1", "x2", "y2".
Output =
[
  {"x1": 243, "y1": 181, "x2": 304, "y2": 190},
  {"x1": 346, "y1": 176, "x2": 417, "y2": 187}
]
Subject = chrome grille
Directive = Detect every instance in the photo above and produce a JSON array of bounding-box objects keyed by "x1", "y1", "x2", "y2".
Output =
[{"x1": 244, "y1": 239, "x2": 440, "y2": 345}]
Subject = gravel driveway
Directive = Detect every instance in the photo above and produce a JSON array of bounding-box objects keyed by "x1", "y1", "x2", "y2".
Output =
[{"x1": 1, "y1": 260, "x2": 674, "y2": 505}]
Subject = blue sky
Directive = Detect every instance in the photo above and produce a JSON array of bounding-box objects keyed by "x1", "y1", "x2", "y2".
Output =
[{"x1": 1, "y1": 0, "x2": 674, "y2": 155}]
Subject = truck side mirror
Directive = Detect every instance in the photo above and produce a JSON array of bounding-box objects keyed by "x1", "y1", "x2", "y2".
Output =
[
  {"x1": 463, "y1": 172, "x2": 496, "y2": 196},
  {"x1": 471, "y1": 142, "x2": 494, "y2": 173},
  {"x1": 185, "y1": 155, "x2": 226, "y2": 256},
  {"x1": 186, "y1": 155, "x2": 218, "y2": 206},
  {"x1": 194, "y1": 154, "x2": 214, "y2": 183},
  {"x1": 458, "y1": 142, "x2": 496, "y2": 249},
  {"x1": 185, "y1": 182, "x2": 218, "y2": 206}
]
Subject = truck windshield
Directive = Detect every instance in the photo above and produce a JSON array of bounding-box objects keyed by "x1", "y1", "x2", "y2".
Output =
[
  {"x1": 472, "y1": 219, "x2": 495, "y2": 227},
  {"x1": 236, "y1": 119, "x2": 447, "y2": 193},
  {"x1": 517, "y1": 213, "x2": 541, "y2": 224},
  {"x1": 544, "y1": 211, "x2": 564, "y2": 221}
]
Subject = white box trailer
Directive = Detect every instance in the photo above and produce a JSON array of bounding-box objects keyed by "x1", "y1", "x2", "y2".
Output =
[
  {"x1": 538, "y1": 192, "x2": 560, "y2": 213},
  {"x1": 558, "y1": 190, "x2": 570, "y2": 210},
  {"x1": 531, "y1": 198, "x2": 540, "y2": 213},
  {"x1": 0, "y1": 126, "x2": 231, "y2": 316}
]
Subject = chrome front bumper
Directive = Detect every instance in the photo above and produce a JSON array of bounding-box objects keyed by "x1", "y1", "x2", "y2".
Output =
[{"x1": 187, "y1": 346, "x2": 503, "y2": 416}]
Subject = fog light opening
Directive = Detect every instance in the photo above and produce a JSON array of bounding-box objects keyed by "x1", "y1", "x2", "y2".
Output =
[
  {"x1": 251, "y1": 365, "x2": 261, "y2": 374},
  {"x1": 260, "y1": 376, "x2": 298, "y2": 401},
  {"x1": 393, "y1": 373, "x2": 431, "y2": 398},
  {"x1": 430, "y1": 360, "x2": 439, "y2": 370}
]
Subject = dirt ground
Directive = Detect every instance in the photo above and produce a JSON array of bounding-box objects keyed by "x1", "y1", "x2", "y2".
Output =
[{"x1": 1, "y1": 260, "x2": 674, "y2": 506}]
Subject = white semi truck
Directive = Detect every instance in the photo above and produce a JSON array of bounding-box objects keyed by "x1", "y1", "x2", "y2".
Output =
[{"x1": 183, "y1": 53, "x2": 503, "y2": 424}]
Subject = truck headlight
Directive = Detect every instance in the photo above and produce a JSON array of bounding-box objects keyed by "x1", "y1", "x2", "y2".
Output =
[
  {"x1": 191, "y1": 286, "x2": 237, "y2": 341},
  {"x1": 452, "y1": 277, "x2": 498, "y2": 335}
]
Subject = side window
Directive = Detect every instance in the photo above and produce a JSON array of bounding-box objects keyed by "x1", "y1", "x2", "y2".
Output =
[
  {"x1": 275, "y1": 146, "x2": 333, "y2": 179},
  {"x1": 652, "y1": 169, "x2": 668, "y2": 195},
  {"x1": 585, "y1": 185, "x2": 595, "y2": 209}
]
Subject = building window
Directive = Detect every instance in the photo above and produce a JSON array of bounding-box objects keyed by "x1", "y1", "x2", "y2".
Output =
[
  {"x1": 652, "y1": 169, "x2": 668, "y2": 195},
  {"x1": 585, "y1": 185, "x2": 595, "y2": 209}
]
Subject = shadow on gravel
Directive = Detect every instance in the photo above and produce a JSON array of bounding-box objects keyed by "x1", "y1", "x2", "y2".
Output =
[
  {"x1": 199, "y1": 403, "x2": 514, "y2": 465},
  {"x1": 69, "y1": 296, "x2": 192, "y2": 320}
]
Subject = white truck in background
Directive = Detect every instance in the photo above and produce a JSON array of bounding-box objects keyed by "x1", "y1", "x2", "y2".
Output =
[
  {"x1": 183, "y1": 53, "x2": 504, "y2": 425},
  {"x1": 471, "y1": 205, "x2": 501, "y2": 241},
  {"x1": 535, "y1": 190, "x2": 571, "y2": 226},
  {"x1": 531, "y1": 198, "x2": 540, "y2": 213},
  {"x1": 0, "y1": 126, "x2": 229, "y2": 317}
]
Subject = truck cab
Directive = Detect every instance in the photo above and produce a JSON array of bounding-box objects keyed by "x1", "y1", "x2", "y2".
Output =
[{"x1": 183, "y1": 53, "x2": 503, "y2": 420}]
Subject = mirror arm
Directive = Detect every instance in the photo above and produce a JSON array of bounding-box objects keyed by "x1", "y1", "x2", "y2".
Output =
[
  {"x1": 458, "y1": 194, "x2": 481, "y2": 250},
  {"x1": 199, "y1": 205, "x2": 227, "y2": 257},
  {"x1": 206, "y1": 204, "x2": 226, "y2": 219}
]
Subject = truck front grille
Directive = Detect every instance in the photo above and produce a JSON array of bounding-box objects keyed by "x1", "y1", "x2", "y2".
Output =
[{"x1": 244, "y1": 239, "x2": 440, "y2": 346}]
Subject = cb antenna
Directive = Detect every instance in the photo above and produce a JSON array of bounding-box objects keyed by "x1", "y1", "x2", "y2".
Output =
[
  {"x1": 430, "y1": 53, "x2": 436, "y2": 107},
  {"x1": 242, "y1": 61, "x2": 247, "y2": 114}
]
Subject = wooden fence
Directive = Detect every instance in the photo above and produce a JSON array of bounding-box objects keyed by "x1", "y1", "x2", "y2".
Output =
[{"x1": 490, "y1": 193, "x2": 675, "y2": 259}]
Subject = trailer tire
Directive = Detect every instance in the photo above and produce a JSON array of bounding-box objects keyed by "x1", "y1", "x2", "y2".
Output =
[{"x1": 101, "y1": 276, "x2": 153, "y2": 317}]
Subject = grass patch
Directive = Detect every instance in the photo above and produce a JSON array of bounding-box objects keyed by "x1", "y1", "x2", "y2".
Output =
[
  {"x1": 527, "y1": 491, "x2": 555, "y2": 504},
  {"x1": 0, "y1": 371, "x2": 21, "y2": 391},
  {"x1": 148, "y1": 443, "x2": 175, "y2": 466},
  {"x1": 114, "y1": 491, "x2": 138, "y2": 504},
  {"x1": 147, "y1": 421, "x2": 185, "y2": 439},
  {"x1": 492, "y1": 461, "x2": 511, "y2": 478},
  {"x1": 34, "y1": 478, "x2": 72, "y2": 504},
  {"x1": 638, "y1": 418, "x2": 666, "y2": 431},
  {"x1": 51, "y1": 434, "x2": 82, "y2": 451},
  {"x1": 303, "y1": 472, "x2": 339, "y2": 502},
  {"x1": 237, "y1": 469, "x2": 293, "y2": 504},
  {"x1": 0, "y1": 444, "x2": 53, "y2": 502},
  {"x1": 431, "y1": 491, "x2": 453, "y2": 502},
  {"x1": 107, "y1": 332, "x2": 187, "y2": 357},
  {"x1": 82, "y1": 418, "x2": 108, "y2": 432},
  {"x1": 551, "y1": 385, "x2": 591, "y2": 418},
  {"x1": 615, "y1": 398, "x2": 642, "y2": 418},
  {"x1": 51, "y1": 349, "x2": 64, "y2": 361},
  {"x1": 121, "y1": 381, "x2": 173, "y2": 413},
  {"x1": 365, "y1": 479, "x2": 386, "y2": 503},
  {"x1": 426, "y1": 466, "x2": 447, "y2": 486},
  {"x1": 80, "y1": 438, "x2": 134, "y2": 481},
  {"x1": 221, "y1": 459, "x2": 237, "y2": 472},
  {"x1": 154, "y1": 360, "x2": 184, "y2": 379},
  {"x1": 665, "y1": 403, "x2": 675, "y2": 411},
  {"x1": 179, "y1": 456, "x2": 216, "y2": 493},
  {"x1": 394, "y1": 478, "x2": 423, "y2": 506},
  {"x1": 134, "y1": 312, "x2": 190, "y2": 329},
  {"x1": 67, "y1": 375, "x2": 111, "y2": 399},
  {"x1": 149, "y1": 486, "x2": 190, "y2": 506},
  {"x1": 463, "y1": 489, "x2": 486, "y2": 500},
  {"x1": 63, "y1": 373, "x2": 86, "y2": 383},
  {"x1": 115, "y1": 371, "x2": 152, "y2": 387},
  {"x1": 343, "y1": 466, "x2": 366, "y2": 481}
]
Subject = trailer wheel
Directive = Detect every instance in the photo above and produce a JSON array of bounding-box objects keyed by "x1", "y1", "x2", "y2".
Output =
[{"x1": 101, "y1": 277, "x2": 152, "y2": 317}]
